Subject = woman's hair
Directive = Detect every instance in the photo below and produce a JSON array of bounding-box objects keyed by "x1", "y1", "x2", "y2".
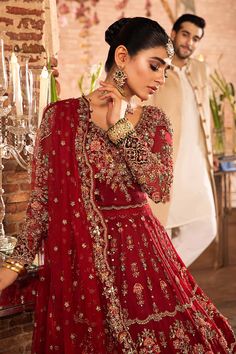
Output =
[{"x1": 105, "y1": 17, "x2": 170, "y2": 72}]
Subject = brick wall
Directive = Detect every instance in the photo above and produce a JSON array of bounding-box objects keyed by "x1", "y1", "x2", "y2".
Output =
[
  {"x1": 0, "y1": 0, "x2": 46, "y2": 65},
  {"x1": 0, "y1": 1, "x2": 50, "y2": 352},
  {"x1": 2, "y1": 160, "x2": 30, "y2": 238},
  {"x1": 0, "y1": 0, "x2": 49, "y2": 239}
]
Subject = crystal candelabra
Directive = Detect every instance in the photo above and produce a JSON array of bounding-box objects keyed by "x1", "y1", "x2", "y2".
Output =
[{"x1": 0, "y1": 40, "x2": 43, "y2": 255}]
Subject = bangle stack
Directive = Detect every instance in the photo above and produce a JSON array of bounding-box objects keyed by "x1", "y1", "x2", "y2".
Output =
[
  {"x1": 107, "y1": 118, "x2": 135, "y2": 146},
  {"x1": 1, "y1": 259, "x2": 26, "y2": 276}
]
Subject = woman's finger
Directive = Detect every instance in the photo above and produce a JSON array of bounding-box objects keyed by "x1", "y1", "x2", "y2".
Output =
[
  {"x1": 100, "y1": 92, "x2": 118, "y2": 100},
  {"x1": 99, "y1": 82, "x2": 122, "y2": 97}
]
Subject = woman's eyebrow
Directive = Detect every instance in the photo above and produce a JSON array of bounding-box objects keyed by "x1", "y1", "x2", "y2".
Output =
[
  {"x1": 150, "y1": 57, "x2": 166, "y2": 65},
  {"x1": 150, "y1": 57, "x2": 171, "y2": 69}
]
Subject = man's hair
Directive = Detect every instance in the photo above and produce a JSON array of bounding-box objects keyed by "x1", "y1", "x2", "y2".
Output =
[{"x1": 172, "y1": 14, "x2": 206, "y2": 38}]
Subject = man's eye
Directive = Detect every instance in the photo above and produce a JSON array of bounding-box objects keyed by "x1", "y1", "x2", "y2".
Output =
[
  {"x1": 164, "y1": 72, "x2": 169, "y2": 79},
  {"x1": 150, "y1": 64, "x2": 159, "y2": 71}
]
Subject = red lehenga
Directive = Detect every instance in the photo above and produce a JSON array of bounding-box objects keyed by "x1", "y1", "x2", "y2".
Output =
[{"x1": 12, "y1": 97, "x2": 235, "y2": 354}]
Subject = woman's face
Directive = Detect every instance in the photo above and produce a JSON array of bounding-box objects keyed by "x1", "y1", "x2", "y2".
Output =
[{"x1": 123, "y1": 46, "x2": 171, "y2": 101}]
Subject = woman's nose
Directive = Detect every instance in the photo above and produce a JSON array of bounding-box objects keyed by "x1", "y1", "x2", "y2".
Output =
[{"x1": 155, "y1": 69, "x2": 166, "y2": 86}]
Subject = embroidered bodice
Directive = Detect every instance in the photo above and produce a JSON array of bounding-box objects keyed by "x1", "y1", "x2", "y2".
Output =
[
  {"x1": 82, "y1": 101, "x2": 173, "y2": 208},
  {"x1": 12, "y1": 99, "x2": 173, "y2": 264}
]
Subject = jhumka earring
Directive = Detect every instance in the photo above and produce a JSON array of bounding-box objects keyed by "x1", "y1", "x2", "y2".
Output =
[{"x1": 112, "y1": 67, "x2": 127, "y2": 96}]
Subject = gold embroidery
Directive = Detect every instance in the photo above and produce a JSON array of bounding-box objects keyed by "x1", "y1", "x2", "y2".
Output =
[
  {"x1": 133, "y1": 283, "x2": 145, "y2": 307},
  {"x1": 76, "y1": 98, "x2": 137, "y2": 352},
  {"x1": 100, "y1": 201, "x2": 147, "y2": 210}
]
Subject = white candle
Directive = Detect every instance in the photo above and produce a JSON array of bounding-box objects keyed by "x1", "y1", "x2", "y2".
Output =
[
  {"x1": 38, "y1": 66, "x2": 50, "y2": 128},
  {"x1": 10, "y1": 53, "x2": 23, "y2": 117}
]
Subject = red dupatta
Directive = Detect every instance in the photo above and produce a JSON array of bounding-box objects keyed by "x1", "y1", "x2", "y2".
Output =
[{"x1": 32, "y1": 97, "x2": 136, "y2": 353}]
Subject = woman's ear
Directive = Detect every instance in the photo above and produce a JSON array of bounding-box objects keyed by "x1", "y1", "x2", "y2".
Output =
[{"x1": 114, "y1": 45, "x2": 129, "y2": 68}]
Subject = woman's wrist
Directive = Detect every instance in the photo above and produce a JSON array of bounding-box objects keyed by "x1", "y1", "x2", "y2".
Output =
[
  {"x1": 107, "y1": 118, "x2": 135, "y2": 145},
  {"x1": 1, "y1": 259, "x2": 26, "y2": 276}
]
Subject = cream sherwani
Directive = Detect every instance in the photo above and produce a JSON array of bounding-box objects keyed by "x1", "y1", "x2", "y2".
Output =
[{"x1": 147, "y1": 58, "x2": 217, "y2": 266}]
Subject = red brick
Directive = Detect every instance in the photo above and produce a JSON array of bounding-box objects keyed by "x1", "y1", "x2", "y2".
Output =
[
  {"x1": 5, "y1": 202, "x2": 28, "y2": 214},
  {"x1": 5, "y1": 203, "x2": 17, "y2": 213},
  {"x1": 0, "y1": 17, "x2": 13, "y2": 26},
  {"x1": 22, "y1": 43, "x2": 45, "y2": 54},
  {"x1": 17, "y1": 201, "x2": 29, "y2": 212},
  {"x1": 23, "y1": 0, "x2": 44, "y2": 2},
  {"x1": 3, "y1": 222, "x2": 17, "y2": 234},
  {"x1": 3, "y1": 44, "x2": 13, "y2": 52},
  {"x1": 6, "y1": 6, "x2": 44, "y2": 17},
  {"x1": 3, "y1": 160, "x2": 18, "y2": 172},
  {"x1": 5, "y1": 211, "x2": 26, "y2": 223},
  {"x1": 2, "y1": 184, "x2": 19, "y2": 194},
  {"x1": 20, "y1": 183, "x2": 30, "y2": 191},
  {"x1": 5, "y1": 192, "x2": 30, "y2": 204},
  {"x1": 17, "y1": 18, "x2": 44, "y2": 31},
  {"x1": 28, "y1": 54, "x2": 41, "y2": 63},
  {"x1": 6, "y1": 32, "x2": 43, "y2": 41},
  {"x1": 3, "y1": 171, "x2": 28, "y2": 184}
]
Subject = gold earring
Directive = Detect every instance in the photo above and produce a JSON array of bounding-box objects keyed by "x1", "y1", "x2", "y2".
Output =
[{"x1": 112, "y1": 67, "x2": 127, "y2": 96}]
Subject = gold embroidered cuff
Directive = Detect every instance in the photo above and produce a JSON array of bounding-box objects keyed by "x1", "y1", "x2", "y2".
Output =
[{"x1": 107, "y1": 118, "x2": 135, "y2": 145}]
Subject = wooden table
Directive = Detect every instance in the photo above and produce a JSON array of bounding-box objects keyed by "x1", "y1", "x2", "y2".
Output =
[{"x1": 214, "y1": 169, "x2": 236, "y2": 267}]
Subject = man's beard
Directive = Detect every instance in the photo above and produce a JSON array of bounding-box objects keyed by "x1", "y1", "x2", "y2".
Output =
[{"x1": 175, "y1": 46, "x2": 193, "y2": 59}]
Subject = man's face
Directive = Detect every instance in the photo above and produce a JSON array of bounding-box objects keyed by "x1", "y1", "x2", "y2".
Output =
[{"x1": 171, "y1": 21, "x2": 203, "y2": 59}]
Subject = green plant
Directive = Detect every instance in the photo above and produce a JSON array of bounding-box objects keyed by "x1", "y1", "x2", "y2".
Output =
[
  {"x1": 210, "y1": 70, "x2": 236, "y2": 155},
  {"x1": 78, "y1": 63, "x2": 103, "y2": 95},
  {"x1": 210, "y1": 70, "x2": 236, "y2": 126},
  {"x1": 47, "y1": 58, "x2": 58, "y2": 103}
]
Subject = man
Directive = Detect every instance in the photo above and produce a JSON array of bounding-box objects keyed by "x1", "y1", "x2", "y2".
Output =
[{"x1": 148, "y1": 14, "x2": 217, "y2": 266}]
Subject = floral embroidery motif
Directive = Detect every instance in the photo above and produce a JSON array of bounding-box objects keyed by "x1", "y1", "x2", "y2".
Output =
[
  {"x1": 138, "y1": 329, "x2": 161, "y2": 353},
  {"x1": 133, "y1": 283, "x2": 145, "y2": 307},
  {"x1": 131, "y1": 262, "x2": 140, "y2": 278},
  {"x1": 126, "y1": 235, "x2": 135, "y2": 251},
  {"x1": 160, "y1": 280, "x2": 170, "y2": 299}
]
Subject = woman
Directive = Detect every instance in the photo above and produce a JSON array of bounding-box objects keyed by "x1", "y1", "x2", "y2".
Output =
[{"x1": 0, "y1": 17, "x2": 235, "y2": 354}]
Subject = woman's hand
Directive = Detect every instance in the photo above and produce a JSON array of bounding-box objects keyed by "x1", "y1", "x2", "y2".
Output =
[
  {"x1": 0, "y1": 267, "x2": 18, "y2": 293},
  {"x1": 98, "y1": 81, "x2": 123, "y2": 128}
]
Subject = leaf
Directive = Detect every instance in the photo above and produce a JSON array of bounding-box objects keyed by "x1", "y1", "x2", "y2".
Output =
[
  {"x1": 210, "y1": 91, "x2": 222, "y2": 130},
  {"x1": 50, "y1": 74, "x2": 58, "y2": 103},
  {"x1": 78, "y1": 75, "x2": 84, "y2": 95}
]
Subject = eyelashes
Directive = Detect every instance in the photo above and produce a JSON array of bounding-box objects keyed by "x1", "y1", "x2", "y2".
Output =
[
  {"x1": 150, "y1": 63, "x2": 159, "y2": 71},
  {"x1": 150, "y1": 64, "x2": 169, "y2": 78}
]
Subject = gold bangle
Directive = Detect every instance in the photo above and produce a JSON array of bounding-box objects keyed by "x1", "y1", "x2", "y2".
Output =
[
  {"x1": 107, "y1": 118, "x2": 135, "y2": 145},
  {"x1": 5, "y1": 260, "x2": 25, "y2": 270},
  {"x1": 2, "y1": 263, "x2": 25, "y2": 275},
  {"x1": 5, "y1": 259, "x2": 25, "y2": 267},
  {"x1": 2, "y1": 262, "x2": 20, "y2": 274},
  {"x1": 2, "y1": 260, "x2": 26, "y2": 275}
]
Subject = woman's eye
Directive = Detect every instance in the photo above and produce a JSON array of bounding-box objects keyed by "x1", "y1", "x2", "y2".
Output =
[{"x1": 150, "y1": 64, "x2": 159, "y2": 71}]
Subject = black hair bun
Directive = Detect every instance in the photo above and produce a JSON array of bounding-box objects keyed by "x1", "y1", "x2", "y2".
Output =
[{"x1": 105, "y1": 18, "x2": 130, "y2": 46}]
